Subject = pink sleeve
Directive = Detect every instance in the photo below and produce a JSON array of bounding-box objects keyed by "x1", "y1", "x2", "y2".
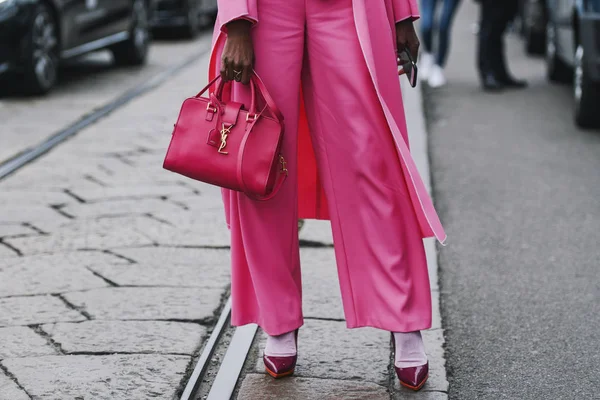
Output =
[
  {"x1": 392, "y1": 0, "x2": 420, "y2": 23},
  {"x1": 217, "y1": 0, "x2": 259, "y2": 32}
]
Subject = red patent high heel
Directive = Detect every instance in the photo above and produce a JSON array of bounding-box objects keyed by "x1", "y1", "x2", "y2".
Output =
[
  {"x1": 263, "y1": 329, "x2": 298, "y2": 379},
  {"x1": 391, "y1": 333, "x2": 429, "y2": 391}
]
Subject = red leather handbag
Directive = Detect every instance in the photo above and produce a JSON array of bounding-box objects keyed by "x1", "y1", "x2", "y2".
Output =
[{"x1": 163, "y1": 74, "x2": 287, "y2": 200}]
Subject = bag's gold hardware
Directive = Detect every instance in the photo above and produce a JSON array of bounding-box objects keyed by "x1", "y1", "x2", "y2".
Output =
[
  {"x1": 280, "y1": 155, "x2": 288, "y2": 175},
  {"x1": 218, "y1": 123, "x2": 233, "y2": 154},
  {"x1": 246, "y1": 113, "x2": 257, "y2": 122},
  {"x1": 207, "y1": 102, "x2": 217, "y2": 113}
]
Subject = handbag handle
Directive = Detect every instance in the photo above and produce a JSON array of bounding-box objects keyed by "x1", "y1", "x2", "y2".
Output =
[{"x1": 195, "y1": 74, "x2": 284, "y2": 124}]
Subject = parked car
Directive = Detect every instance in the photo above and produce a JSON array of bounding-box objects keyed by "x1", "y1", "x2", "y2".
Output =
[
  {"x1": 151, "y1": 0, "x2": 217, "y2": 38},
  {"x1": 545, "y1": 0, "x2": 600, "y2": 128},
  {"x1": 0, "y1": 0, "x2": 155, "y2": 95}
]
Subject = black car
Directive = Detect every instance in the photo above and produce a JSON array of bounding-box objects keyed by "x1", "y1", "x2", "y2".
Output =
[
  {"x1": 0, "y1": 0, "x2": 155, "y2": 94},
  {"x1": 151, "y1": 0, "x2": 217, "y2": 37},
  {"x1": 545, "y1": 0, "x2": 600, "y2": 128}
]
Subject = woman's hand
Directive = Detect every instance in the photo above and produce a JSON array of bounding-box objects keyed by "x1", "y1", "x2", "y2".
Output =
[
  {"x1": 395, "y1": 20, "x2": 420, "y2": 62},
  {"x1": 221, "y1": 20, "x2": 254, "y2": 85}
]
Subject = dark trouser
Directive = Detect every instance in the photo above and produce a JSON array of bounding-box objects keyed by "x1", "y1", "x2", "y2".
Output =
[
  {"x1": 477, "y1": 0, "x2": 519, "y2": 79},
  {"x1": 420, "y1": 0, "x2": 462, "y2": 67}
]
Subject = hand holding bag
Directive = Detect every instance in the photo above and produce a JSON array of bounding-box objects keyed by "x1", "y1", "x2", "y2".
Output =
[{"x1": 163, "y1": 74, "x2": 287, "y2": 200}]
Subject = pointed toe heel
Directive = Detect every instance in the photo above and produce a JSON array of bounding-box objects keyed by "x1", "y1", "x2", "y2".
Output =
[
  {"x1": 263, "y1": 354, "x2": 297, "y2": 378},
  {"x1": 395, "y1": 362, "x2": 429, "y2": 391},
  {"x1": 263, "y1": 329, "x2": 298, "y2": 379}
]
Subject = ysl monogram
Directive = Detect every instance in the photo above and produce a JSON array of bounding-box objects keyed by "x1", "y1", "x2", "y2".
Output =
[{"x1": 218, "y1": 123, "x2": 233, "y2": 154}]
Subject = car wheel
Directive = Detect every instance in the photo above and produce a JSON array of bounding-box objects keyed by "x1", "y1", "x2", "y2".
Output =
[
  {"x1": 111, "y1": 0, "x2": 150, "y2": 66},
  {"x1": 573, "y1": 44, "x2": 600, "y2": 129},
  {"x1": 523, "y1": 0, "x2": 545, "y2": 55},
  {"x1": 546, "y1": 22, "x2": 571, "y2": 83},
  {"x1": 23, "y1": 3, "x2": 59, "y2": 95},
  {"x1": 185, "y1": 0, "x2": 202, "y2": 38}
]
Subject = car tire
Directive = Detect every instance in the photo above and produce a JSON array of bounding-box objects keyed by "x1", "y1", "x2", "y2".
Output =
[
  {"x1": 184, "y1": 0, "x2": 202, "y2": 38},
  {"x1": 546, "y1": 22, "x2": 571, "y2": 83},
  {"x1": 523, "y1": 0, "x2": 545, "y2": 55},
  {"x1": 111, "y1": 0, "x2": 150, "y2": 66},
  {"x1": 22, "y1": 3, "x2": 59, "y2": 95},
  {"x1": 574, "y1": 44, "x2": 600, "y2": 129}
]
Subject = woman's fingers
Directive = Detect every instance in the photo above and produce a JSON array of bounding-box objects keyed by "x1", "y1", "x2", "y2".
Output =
[{"x1": 241, "y1": 65, "x2": 251, "y2": 85}]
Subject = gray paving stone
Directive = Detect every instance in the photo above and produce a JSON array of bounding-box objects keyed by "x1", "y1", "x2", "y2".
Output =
[
  {"x1": 255, "y1": 319, "x2": 389, "y2": 385},
  {"x1": 90, "y1": 247, "x2": 230, "y2": 288},
  {"x1": 0, "y1": 327, "x2": 57, "y2": 359},
  {"x1": 0, "y1": 296, "x2": 86, "y2": 327},
  {"x1": 0, "y1": 206, "x2": 66, "y2": 225},
  {"x1": 392, "y1": 329, "x2": 448, "y2": 394},
  {"x1": 237, "y1": 374, "x2": 390, "y2": 400},
  {"x1": 4, "y1": 216, "x2": 160, "y2": 255},
  {"x1": 301, "y1": 249, "x2": 344, "y2": 320},
  {"x1": 60, "y1": 198, "x2": 184, "y2": 219},
  {"x1": 64, "y1": 287, "x2": 223, "y2": 321},
  {"x1": 3, "y1": 354, "x2": 189, "y2": 399},
  {"x1": 43, "y1": 320, "x2": 205, "y2": 355},
  {"x1": 65, "y1": 183, "x2": 195, "y2": 202},
  {"x1": 0, "y1": 191, "x2": 72, "y2": 206},
  {"x1": 0, "y1": 253, "x2": 116, "y2": 297},
  {"x1": 299, "y1": 220, "x2": 334, "y2": 245},
  {"x1": 0, "y1": 371, "x2": 30, "y2": 400},
  {"x1": 0, "y1": 224, "x2": 38, "y2": 238},
  {"x1": 138, "y1": 209, "x2": 230, "y2": 247}
]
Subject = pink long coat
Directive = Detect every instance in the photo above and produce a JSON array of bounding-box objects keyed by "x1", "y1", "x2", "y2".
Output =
[{"x1": 209, "y1": 0, "x2": 447, "y2": 245}]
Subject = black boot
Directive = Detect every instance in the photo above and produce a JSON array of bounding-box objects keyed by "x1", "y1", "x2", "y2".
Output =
[{"x1": 497, "y1": 75, "x2": 528, "y2": 89}]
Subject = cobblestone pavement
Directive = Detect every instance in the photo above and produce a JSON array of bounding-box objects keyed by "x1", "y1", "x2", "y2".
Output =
[{"x1": 0, "y1": 32, "x2": 447, "y2": 400}]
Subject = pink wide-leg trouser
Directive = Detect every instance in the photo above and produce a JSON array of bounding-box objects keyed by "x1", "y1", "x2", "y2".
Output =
[{"x1": 224, "y1": 0, "x2": 432, "y2": 336}]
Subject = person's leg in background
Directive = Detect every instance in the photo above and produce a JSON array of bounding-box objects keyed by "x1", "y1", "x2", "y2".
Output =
[
  {"x1": 477, "y1": 0, "x2": 504, "y2": 90},
  {"x1": 492, "y1": 0, "x2": 528, "y2": 88},
  {"x1": 419, "y1": 0, "x2": 437, "y2": 80},
  {"x1": 226, "y1": 0, "x2": 305, "y2": 341},
  {"x1": 302, "y1": 0, "x2": 431, "y2": 376},
  {"x1": 428, "y1": 0, "x2": 461, "y2": 88}
]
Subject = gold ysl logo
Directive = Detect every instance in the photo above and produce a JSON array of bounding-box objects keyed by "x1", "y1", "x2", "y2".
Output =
[{"x1": 218, "y1": 123, "x2": 233, "y2": 154}]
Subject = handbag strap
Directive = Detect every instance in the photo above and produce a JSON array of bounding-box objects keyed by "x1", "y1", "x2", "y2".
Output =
[
  {"x1": 249, "y1": 73, "x2": 284, "y2": 123},
  {"x1": 235, "y1": 117, "x2": 287, "y2": 201},
  {"x1": 196, "y1": 74, "x2": 284, "y2": 124}
]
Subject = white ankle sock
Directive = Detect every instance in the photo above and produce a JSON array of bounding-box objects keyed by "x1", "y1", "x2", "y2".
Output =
[
  {"x1": 393, "y1": 331, "x2": 428, "y2": 368},
  {"x1": 264, "y1": 331, "x2": 297, "y2": 357}
]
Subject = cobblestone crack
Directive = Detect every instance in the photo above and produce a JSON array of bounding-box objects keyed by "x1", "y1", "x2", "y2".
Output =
[
  {"x1": 50, "y1": 204, "x2": 75, "y2": 220},
  {"x1": 22, "y1": 222, "x2": 48, "y2": 235},
  {"x1": 0, "y1": 361, "x2": 33, "y2": 400},
  {"x1": 63, "y1": 189, "x2": 87, "y2": 203},
  {"x1": 53, "y1": 294, "x2": 93, "y2": 320},
  {"x1": 0, "y1": 239, "x2": 23, "y2": 256},
  {"x1": 85, "y1": 267, "x2": 119, "y2": 287},
  {"x1": 101, "y1": 249, "x2": 138, "y2": 264},
  {"x1": 298, "y1": 239, "x2": 334, "y2": 248},
  {"x1": 83, "y1": 174, "x2": 108, "y2": 187},
  {"x1": 29, "y1": 325, "x2": 66, "y2": 355}
]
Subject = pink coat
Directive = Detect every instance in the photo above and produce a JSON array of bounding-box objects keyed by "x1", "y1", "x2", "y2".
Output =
[{"x1": 209, "y1": 0, "x2": 446, "y2": 245}]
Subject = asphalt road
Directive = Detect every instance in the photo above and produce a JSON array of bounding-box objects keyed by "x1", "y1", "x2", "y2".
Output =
[
  {"x1": 430, "y1": 3, "x2": 600, "y2": 399},
  {"x1": 0, "y1": 29, "x2": 212, "y2": 165}
]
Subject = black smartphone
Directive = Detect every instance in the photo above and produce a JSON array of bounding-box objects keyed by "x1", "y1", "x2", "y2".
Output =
[{"x1": 397, "y1": 49, "x2": 418, "y2": 88}]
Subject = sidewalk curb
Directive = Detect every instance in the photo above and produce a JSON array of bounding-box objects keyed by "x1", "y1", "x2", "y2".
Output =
[{"x1": 401, "y1": 79, "x2": 449, "y2": 397}]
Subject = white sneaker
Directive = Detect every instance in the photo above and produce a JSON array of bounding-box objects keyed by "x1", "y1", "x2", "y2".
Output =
[
  {"x1": 428, "y1": 65, "x2": 447, "y2": 88},
  {"x1": 419, "y1": 52, "x2": 434, "y2": 81}
]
